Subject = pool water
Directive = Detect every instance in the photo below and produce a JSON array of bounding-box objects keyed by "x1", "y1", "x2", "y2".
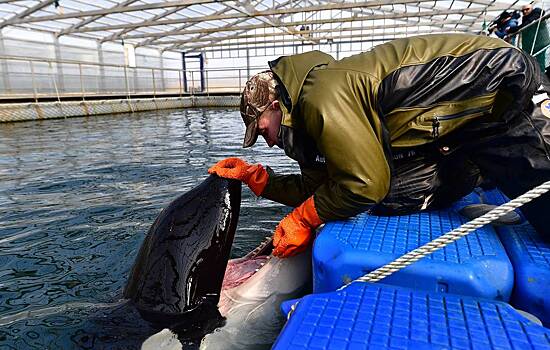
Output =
[{"x1": 0, "y1": 108, "x2": 298, "y2": 349}]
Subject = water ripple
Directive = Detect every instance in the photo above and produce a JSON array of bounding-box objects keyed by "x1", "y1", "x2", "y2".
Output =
[{"x1": 0, "y1": 108, "x2": 298, "y2": 349}]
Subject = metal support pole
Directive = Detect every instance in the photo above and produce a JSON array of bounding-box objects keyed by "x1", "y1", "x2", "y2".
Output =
[
  {"x1": 133, "y1": 67, "x2": 138, "y2": 94},
  {"x1": 79, "y1": 63, "x2": 85, "y2": 100},
  {"x1": 205, "y1": 70, "x2": 209, "y2": 94},
  {"x1": 199, "y1": 52, "x2": 205, "y2": 93},
  {"x1": 181, "y1": 52, "x2": 188, "y2": 93},
  {"x1": 97, "y1": 41, "x2": 106, "y2": 93},
  {"x1": 151, "y1": 68, "x2": 156, "y2": 97},
  {"x1": 159, "y1": 50, "x2": 165, "y2": 92},
  {"x1": 238, "y1": 68, "x2": 242, "y2": 92},
  {"x1": 0, "y1": 34, "x2": 12, "y2": 94},
  {"x1": 246, "y1": 49, "x2": 250, "y2": 79},
  {"x1": 30, "y1": 61, "x2": 38, "y2": 103},
  {"x1": 123, "y1": 64, "x2": 130, "y2": 99},
  {"x1": 178, "y1": 70, "x2": 182, "y2": 97},
  {"x1": 49, "y1": 61, "x2": 61, "y2": 102},
  {"x1": 123, "y1": 64, "x2": 134, "y2": 112},
  {"x1": 53, "y1": 36, "x2": 65, "y2": 93}
]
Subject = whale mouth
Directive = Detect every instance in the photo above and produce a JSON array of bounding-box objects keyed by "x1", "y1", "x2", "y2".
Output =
[
  {"x1": 217, "y1": 237, "x2": 274, "y2": 316},
  {"x1": 240, "y1": 236, "x2": 274, "y2": 261},
  {"x1": 221, "y1": 237, "x2": 273, "y2": 291}
]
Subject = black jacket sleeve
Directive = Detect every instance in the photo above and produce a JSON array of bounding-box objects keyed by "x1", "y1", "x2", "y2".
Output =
[{"x1": 260, "y1": 164, "x2": 328, "y2": 208}]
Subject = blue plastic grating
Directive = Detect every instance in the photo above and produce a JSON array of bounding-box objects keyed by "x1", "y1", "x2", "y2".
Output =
[
  {"x1": 481, "y1": 188, "x2": 509, "y2": 206},
  {"x1": 313, "y1": 192, "x2": 513, "y2": 298},
  {"x1": 322, "y1": 192, "x2": 498, "y2": 264},
  {"x1": 482, "y1": 188, "x2": 550, "y2": 267},
  {"x1": 497, "y1": 222, "x2": 550, "y2": 327},
  {"x1": 329, "y1": 209, "x2": 496, "y2": 264},
  {"x1": 482, "y1": 188, "x2": 550, "y2": 326},
  {"x1": 503, "y1": 224, "x2": 550, "y2": 268},
  {"x1": 274, "y1": 282, "x2": 550, "y2": 350}
]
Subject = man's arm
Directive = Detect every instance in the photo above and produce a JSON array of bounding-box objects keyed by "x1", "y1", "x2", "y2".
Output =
[{"x1": 261, "y1": 165, "x2": 328, "y2": 207}]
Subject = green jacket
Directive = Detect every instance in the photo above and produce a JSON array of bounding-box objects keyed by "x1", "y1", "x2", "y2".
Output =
[{"x1": 261, "y1": 33, "x2": 539, "y2": 221}]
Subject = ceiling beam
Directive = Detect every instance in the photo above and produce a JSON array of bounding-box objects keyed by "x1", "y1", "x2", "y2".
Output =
[
  {"x1": 57, "y1": 0, "x2": 141, "y2": 37},
  {"x1": 158, "y1": 1, "x2": 434, "y2": 47},
  {"x1": 458, "y1": 0, "x2": 516, "y2": 31},
  {"x1": 223, "y1": 1, "x2": 318, "y2": 45},
  {"x1": 3, "y1": 0, "x2": 215, "y2": 25},
  {"x1": 153, "y1": 19, "x2": 476, "y2": 46},
  {"x1": 136, "y1": 6, "x2": 233, "y2": 47},
  {"x1": 160, "y1": 0, "x2": 307, "y2": 51},
  {"x1": 182, "y1": 28, "x2": 469, "y2": 52},
  {"x1": 153, "y1": 0, "x2": 300, "y2": 50},
  {"x1": 127, "y1": 5, "x2": 509, "y2": 45},
  {"x1": 100, "y1": 5, "x2": 189, "y2": 43},
  {"x1": 0, "y1": 0, "x2": 56, "y2": 29},
  {"x1": 165, "y1": 4, "x2": 407, "y2": 50},
  {"x1": 196, "y1": 35, "x2": 449, "y2": 55},
  {"x1": 61, "y1": 0, "x2": 492, "y2": 35},
  {"x1": 135, "y1": 5, "x2": 231, "y2": 47},
  {"x1": 124, "y1": 17, "x2": 473, "y2": 43}
]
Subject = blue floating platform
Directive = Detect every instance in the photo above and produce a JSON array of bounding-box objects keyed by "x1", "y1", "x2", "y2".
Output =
[
  {"x1": 313, "y1": 193, "x2": 514, "y2": 300},
  {"x1": 480, "y1": 188, "x2": 509, "y2": 206},
  {"x1": 273, "y1": 282, "x2": 550, "y2": 350},
  {"x1": 482, "y1": 188, "x2": 550, "y2": 327}
]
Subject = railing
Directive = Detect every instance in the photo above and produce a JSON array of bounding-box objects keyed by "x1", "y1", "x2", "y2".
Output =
[
  {"x1": 505, "y1": 11, "x2": 550, "y2": 66},
  {"x1": 0, "y1": 54, "x2": 265, "y2": 101}
]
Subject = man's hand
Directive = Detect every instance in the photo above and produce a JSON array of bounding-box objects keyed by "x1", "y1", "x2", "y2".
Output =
[
  {"x1": 208, "y1": 157, "x2": 268, "y2": 196},
  {"x1": 273, "y1": 196, "x2": 323, "y2": 258}
]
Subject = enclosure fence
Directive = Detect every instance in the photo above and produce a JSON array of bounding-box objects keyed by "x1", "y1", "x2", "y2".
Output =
[
  {"x1": 503, "y1": 12, "x2": 550, "y2": 68},
  {"x1": 2, "y1": 13, "x2": 550, "y2": 102},
  {"x1": 0, "y1": 54, "x2": 265, "y2": 101}
]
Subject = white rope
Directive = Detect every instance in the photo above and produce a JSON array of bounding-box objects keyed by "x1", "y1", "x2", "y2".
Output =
[{"x1": 339, "y1": 180, "x2": 550, "y2": 289}]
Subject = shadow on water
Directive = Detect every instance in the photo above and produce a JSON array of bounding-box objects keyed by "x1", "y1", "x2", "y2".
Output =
[{"x1": 0, "y1": 109, "x2": 298, "y2": 349}]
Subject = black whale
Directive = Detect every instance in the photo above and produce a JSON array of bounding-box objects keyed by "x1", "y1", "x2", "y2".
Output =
[
  {"x1": 124, "y1": 174, "x2": 242, "y2": 329},
  {"x1": 0, "y1": 175, "x2": 242, "y2": 349}
]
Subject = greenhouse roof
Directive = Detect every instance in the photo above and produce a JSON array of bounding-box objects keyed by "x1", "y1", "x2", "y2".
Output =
[{"x1": 0, "y1": 0, "x2": 536, "y2": 53}]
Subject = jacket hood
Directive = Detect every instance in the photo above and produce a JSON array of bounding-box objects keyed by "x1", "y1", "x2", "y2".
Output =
[{"x1": 269, "y1": 51, "x2": 334, "y2": 127}]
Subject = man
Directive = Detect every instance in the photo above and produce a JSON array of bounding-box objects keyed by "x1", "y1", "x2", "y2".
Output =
[
  {"x1": 509, "y1": 4, "x2": 550, "y2": 71},
  {"x1": 209, "y1": 33, "x2": 550, "y2": 258},
  {"x1": 489, "y1": 10, "x2": 519, "y2": 42}
]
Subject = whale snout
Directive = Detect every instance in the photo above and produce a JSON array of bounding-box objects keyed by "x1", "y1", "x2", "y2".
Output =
[{"x1": 124, "y1": 175, "x2": 241, "y2": 329}]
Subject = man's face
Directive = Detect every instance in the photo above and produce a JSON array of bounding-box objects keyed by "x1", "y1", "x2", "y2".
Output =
[
  {"x1": 257, "y1": 101, "x2": 282, "y2": 148},
  {"x1": 522, "y1": 5, "x2": 532, "y2": 16}
]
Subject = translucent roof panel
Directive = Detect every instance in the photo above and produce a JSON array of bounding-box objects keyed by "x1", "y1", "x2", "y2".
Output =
[{"x1": 0, "y1": 0, "x2": 540, "y2": 53}]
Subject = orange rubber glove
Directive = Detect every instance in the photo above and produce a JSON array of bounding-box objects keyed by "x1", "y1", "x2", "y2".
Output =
[
  {"x1": 208, "y1": 157, "x2": 269, "y2": 196},
  {"x1": 273, "y1": 196, "x2": 323, "y2": 258}
]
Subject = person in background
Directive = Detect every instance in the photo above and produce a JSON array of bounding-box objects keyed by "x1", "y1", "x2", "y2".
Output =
[
  {"x1": 209, "y1": 34, "x2": 550, "y2": 258},
  {"x1": 509, "y1": 3, "x2": 550, "y2": 71},
  {"x1": 489, "y1": 11, "x2": 520, "y2": 43}
]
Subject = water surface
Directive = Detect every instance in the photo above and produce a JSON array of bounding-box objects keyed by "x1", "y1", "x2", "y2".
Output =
[{"x1": 0, "y1": 109, "x2": 298, "y2": 349}]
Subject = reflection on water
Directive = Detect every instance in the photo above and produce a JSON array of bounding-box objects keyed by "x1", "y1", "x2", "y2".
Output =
[{"x1": 0, "y1": 109, "x2": 298, "y2": 349}]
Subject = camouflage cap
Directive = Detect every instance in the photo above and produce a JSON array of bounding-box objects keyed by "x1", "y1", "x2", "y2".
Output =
[{"x1": 240, "y1": 70, "x2": 278, "y2": 148}]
